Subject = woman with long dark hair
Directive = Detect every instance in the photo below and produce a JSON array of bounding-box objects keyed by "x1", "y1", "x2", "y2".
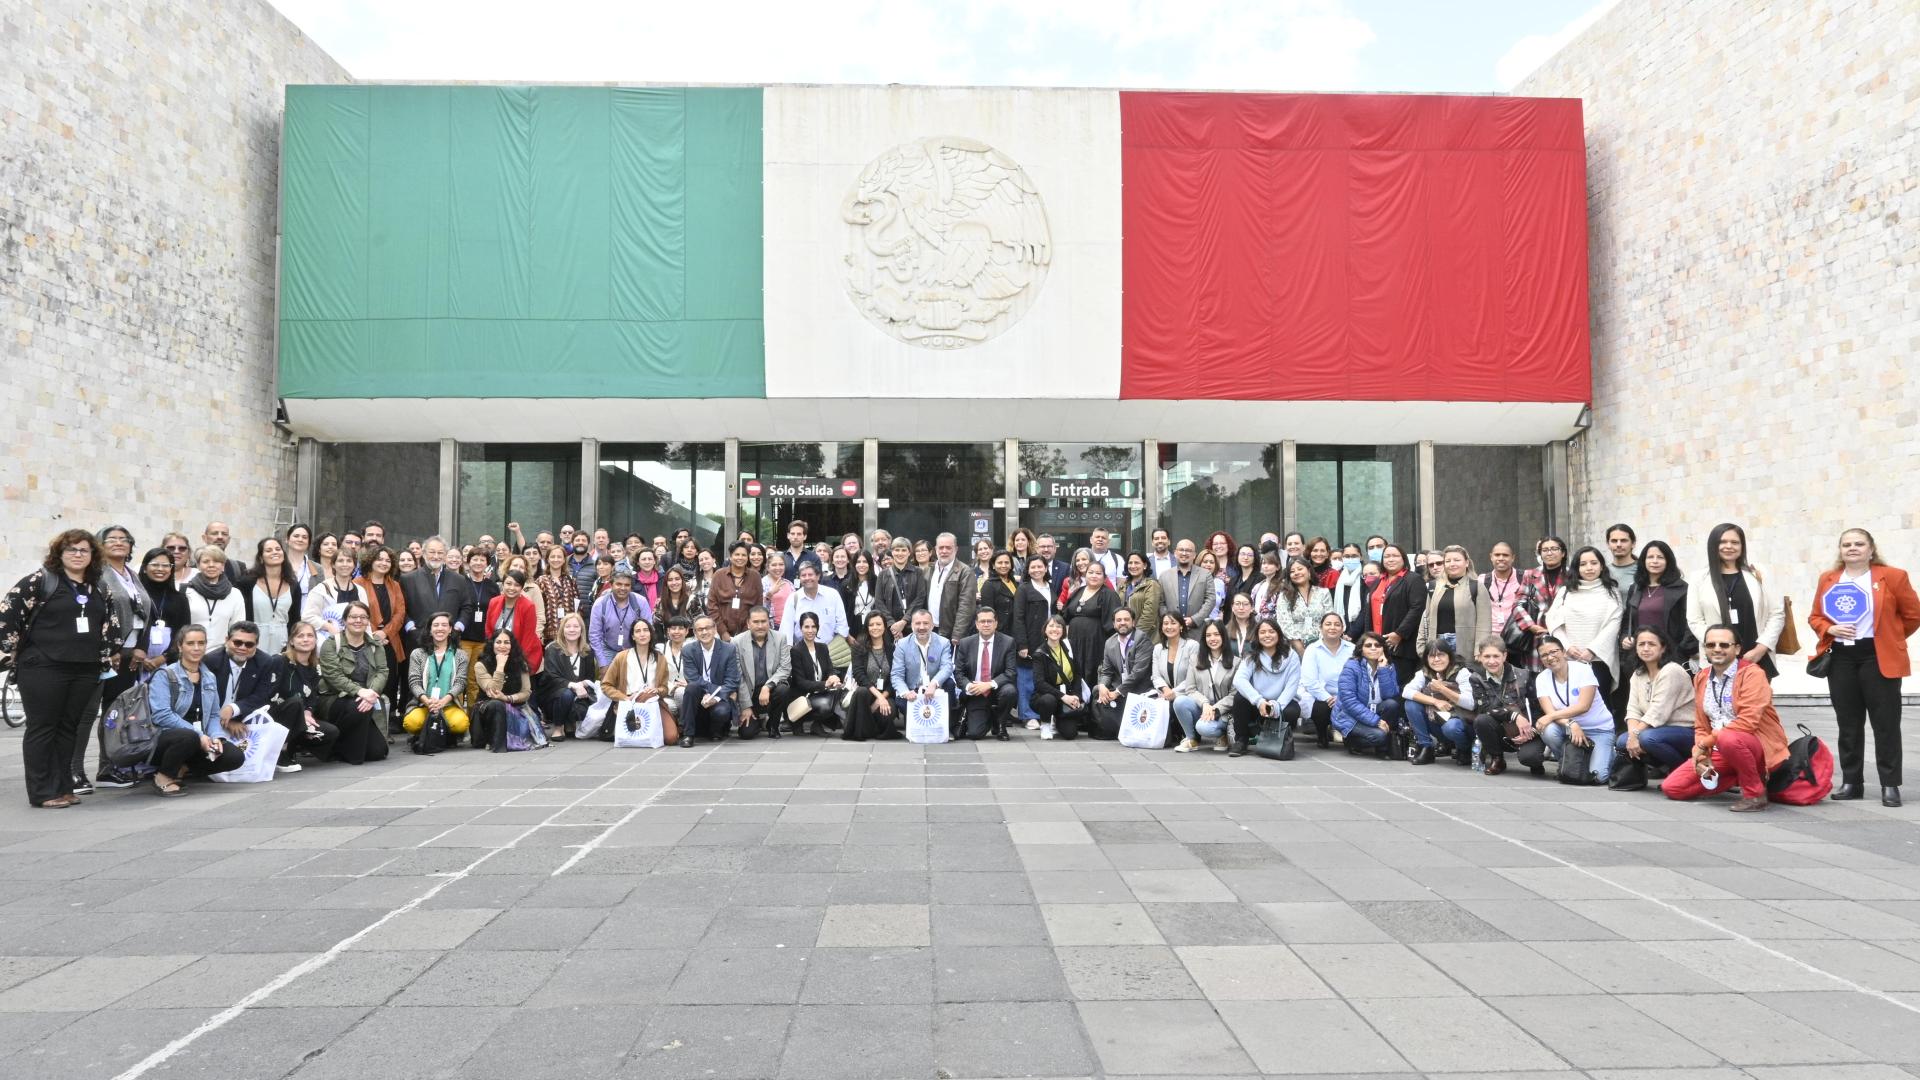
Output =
[
  {"x1": 1544, "y1": 546, "x2": 1624, "y2": 716},
  {"x1": 840, "y1": 550, "x2": 879, "y2": 628},
  {"x1": 1229, "y1": 617, "x2": 1300, "y2": 758},
  {"x1": 1013, "y1": 555, "x2": 1055, "y2": 730},
  {"x1": 1375, "y1": 545, "x2": 1424, "y2": 688},
  {"x1": 1615, "y1": 540, "x2": 1694, "y2": 681},
  {"x1": 844, "y1": 611, "x2": 898, "y2": 741},
  {"x1": 1, "y1": 530, "x2": 120, "y2": 807},
  {"x1": 1685, "y1": 522, "x2": 1784, "y2": 678},
  {"x1": 474, "y1": 627, "x2": 538, "y2": 752},
  {"x1": 1620, "y1": 626, "x2": 1696, "y2": 776},
  {"x1": 243, "y1": 536, "x2": 303, "y2": 657}
]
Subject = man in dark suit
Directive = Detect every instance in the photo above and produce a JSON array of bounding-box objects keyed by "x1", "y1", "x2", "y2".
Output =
[
  {"x1": 952, "y1": 607, "x2": 1019, "y2": 740},
  {"x1": 876, "y1": 538, "x2": 929, "y2": 638},
  {"x1": 926, "y1": 533, "x2": 978, "y2": 641},
  {"x1": 202, "y1": 620, "x2": 278, "y2": 721},
  {"x1": 1036, "y1": 533, "x2": 1072, "y2": 599},
  {"x1": 679, "y1": 614, "x2": 740, "y2": 746},
  {"x1": 1092, "y1": 608, "x2": 1154, "y2": 739},
  {"x1": 399, "y1": 536, "x2": 475, "y2": 653}
]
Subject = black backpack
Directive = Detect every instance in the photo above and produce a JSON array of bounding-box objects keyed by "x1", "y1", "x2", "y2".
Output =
[{"x1": 410, "y1": 709, "x2": 447, "y2": 755}]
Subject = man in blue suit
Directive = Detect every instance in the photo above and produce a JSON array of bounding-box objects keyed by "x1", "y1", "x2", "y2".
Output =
[
  {"x1": 890, "y1": 607, "x2": 953, "y2": 731},
  {"x1": 679, "y1": 614, "x2": 739, "y2": 747}
]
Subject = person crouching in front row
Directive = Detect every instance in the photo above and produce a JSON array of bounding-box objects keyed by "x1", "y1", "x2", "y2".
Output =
[{"x1": 1661, "y1": 623, "x2": 1790, "y2": 812}]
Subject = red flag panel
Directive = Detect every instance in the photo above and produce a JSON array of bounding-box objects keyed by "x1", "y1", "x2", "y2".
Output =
[{"x1": 1120, "y1": 92, "x2": 1589, "y2": 403}]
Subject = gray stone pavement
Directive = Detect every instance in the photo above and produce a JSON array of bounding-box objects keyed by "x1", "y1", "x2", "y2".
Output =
[{"x1": 0, "y1": 706, "x2": 1915, "y2": 1080}]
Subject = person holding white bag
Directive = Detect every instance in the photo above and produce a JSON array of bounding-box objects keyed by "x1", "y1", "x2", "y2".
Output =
[{"x1": 599, "y1": 617, "x2": 673, "y2": 746}]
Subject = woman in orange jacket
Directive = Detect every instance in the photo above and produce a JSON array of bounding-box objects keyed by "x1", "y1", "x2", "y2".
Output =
[{"x1": 1807, "y1": 528, "x2": 1920, "y2": 807}]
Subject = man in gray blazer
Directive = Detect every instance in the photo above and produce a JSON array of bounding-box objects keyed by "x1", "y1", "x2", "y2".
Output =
[
  {"x1": 926, "y1": 533, "x2": 978, "y2": 641},
  {"x1": 735, "y1": 606, "x2": 792, "y2": 739},
  {"x1": 1092, "y1": 608, "x2": 1154, "y2": 739},
  {"x1": 1155, "y1": 538, "x2": 1217, "y2": 640}
]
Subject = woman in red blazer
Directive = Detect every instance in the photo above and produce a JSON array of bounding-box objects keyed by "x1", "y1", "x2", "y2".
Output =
[
  {"x1": 1807, "y1": 528, "x2": 1920, "y2": 807},
  {"x1": 485, "y1": 570, "x2": 546, "y2": 676}
]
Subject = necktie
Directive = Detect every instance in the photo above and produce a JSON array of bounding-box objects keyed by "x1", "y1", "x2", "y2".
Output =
[{"x1": 978, "y1": 638, "x2": 991, "y2": 682}]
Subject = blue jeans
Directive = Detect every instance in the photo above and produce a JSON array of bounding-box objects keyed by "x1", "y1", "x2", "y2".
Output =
[
  {"x1": 1541, "y1": 722, "x2": 1615, "y2": 782},
  {"x1": 1196, "y1": 712, "x2": 1230, "y2": 740},
  {"x1": 1402, "y1": 698, "x2": 1441, "y2": 748},
  {"x1": 1342, "y1": 721, "x2": 1390, "y2": 751},
  {"x1": 1626, "y1": 725, "x2": 1693, "y2": 769},
  {"x1": 1016, "y1": 664, "x2": 1037, "y2": 721},
  {"x1": 1440, "y1": 714, "x2": 1475, "y2": 755},
  {"x1": 1171, "y1": 696, "x2": 1202, "y2": 739}
]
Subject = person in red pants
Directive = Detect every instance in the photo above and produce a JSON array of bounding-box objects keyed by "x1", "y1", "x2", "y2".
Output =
[{"x1": 1662, "y1": 624, "x2": 1789, "y2": 812}]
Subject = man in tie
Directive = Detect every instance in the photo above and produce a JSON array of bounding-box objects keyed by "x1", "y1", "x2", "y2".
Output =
[
  {"x1": 890, "y1": 608, "x2": 954, "y2": 721},
  {"x1": 953, "y1": 607, "x2": 1018, "y2": 741},
  {"x1": 736, "y1": 607, "x2": 792, "y2": 739},
  {"x1": 400, "y1": 536, "x2": 475, "y2": 654},
  {"x1": 1092, "y1": 608, "x2": 1155, "y2": 739},
  {"x1": 1155, "y1": 538, "x2": 1217, "y2": 641},
  {"x1": 1036, "y1": 534, "x2": 1073, "y2": 598},
  {"x1": 678, "y1": 615, "x2": 740, "y2": 747},
  {"x1": 926, "y1": 532, "x2": 978, "y2": 641}
]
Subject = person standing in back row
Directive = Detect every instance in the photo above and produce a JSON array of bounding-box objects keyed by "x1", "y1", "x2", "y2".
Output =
[
  {"x1": 1808, "y1": 528, "x2": 1920, "y2": 807},
  {"x1": 1686, "y1": 522, "x2": 1784, "y2": 678},
  {"x1": 1, "y1": 531, "x2": 121, "y2": 808}
]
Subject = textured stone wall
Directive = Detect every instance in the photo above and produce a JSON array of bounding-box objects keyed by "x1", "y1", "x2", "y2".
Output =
[
  {"x1": 1520, "y1": 0, "x2": 1917, "y2": 687},
  {"x1": 0, "y1": 0, "x2": 348, "y2": 572}
]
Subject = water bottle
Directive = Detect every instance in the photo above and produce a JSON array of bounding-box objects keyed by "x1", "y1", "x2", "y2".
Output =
[{"x1": 1471, "y1": 737, "x2": 1482, "y2": 771}]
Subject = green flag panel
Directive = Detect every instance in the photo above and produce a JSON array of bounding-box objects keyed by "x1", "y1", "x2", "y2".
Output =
[{"x1": 279, "y1": 84, "x2": 764, "y2": 399}]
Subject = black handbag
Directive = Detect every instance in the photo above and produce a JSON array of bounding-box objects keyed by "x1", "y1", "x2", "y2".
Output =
[
  {"x1": 1253, "y1": 717, "x2": 1295, "y2": 761},
  {"x1": 1607, "y1": 751, "x2": 1647, "y2": 790},
  {"x1": 1557, "y1": 736, "x2": 1594, "y2": 785},
  {"x1": 1806, "y1": 650, "x2": 1833, "y2": 679}
]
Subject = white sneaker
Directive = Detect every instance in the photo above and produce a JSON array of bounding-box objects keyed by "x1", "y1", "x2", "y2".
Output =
[
  {"x1": 275, "y1": 762, "x2": 302, "y2": 773},
  {"x1": 1025, "y1": 718, "x2": 1041, "y2": 730},
  {"x1": 1040, "y1": 722, "x2": 1056, "y2": 740},
  {"x1": 1175, "y1": 738, "x2": 1197, "y2": 753},
  {"x1": 1213, "y1": 735, "x2": 1230, "y2": 752}
]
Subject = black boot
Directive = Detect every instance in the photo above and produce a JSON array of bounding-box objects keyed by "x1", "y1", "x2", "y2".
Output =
[
  {"x1": 1412, "y1": 745, "x2": 1436, "y2": 766},
  {"x1": 1884, "y1": 787, "x2": 1902, "y2": 808},
  {"x1": 1832, "y1": 783, "x2": 1864, "y2": 801}
]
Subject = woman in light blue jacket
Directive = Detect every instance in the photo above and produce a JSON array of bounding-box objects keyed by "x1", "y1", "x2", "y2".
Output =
[
  {"x1": 1230, "y1": 617, "x2": 1300, "y2": 758},
  {"x1": 143, "y1": 625, "x2": 245, "y2": 796}
]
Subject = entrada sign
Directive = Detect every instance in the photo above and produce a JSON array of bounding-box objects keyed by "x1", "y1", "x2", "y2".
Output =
[
  {"x1": 1022, "y1": 477, "x2": 1139, "y2": 499},
  {"x1": 743, "y1": 478, "x2": 862, "y2": 499}
]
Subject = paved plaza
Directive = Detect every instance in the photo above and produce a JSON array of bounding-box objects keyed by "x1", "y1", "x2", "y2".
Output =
[{"x1": 0, "y1": 708, "x2": 1915, "y2": 1080}]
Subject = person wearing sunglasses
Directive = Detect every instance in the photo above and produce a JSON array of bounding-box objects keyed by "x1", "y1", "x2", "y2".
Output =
[{"x1": 1660, "y1": 624, "x2": 1791, "y2": 811}]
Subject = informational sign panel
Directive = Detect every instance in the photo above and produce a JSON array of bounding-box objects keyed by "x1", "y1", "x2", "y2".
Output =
[
  {"x1": 742, "y1": 478, "x2": 862, "y2": 499},
  {"x1": 1029, "y1": 508, "x2": 1130, "y2": 534},
  {"x1": 1022, "y1": 478, "x2": 1139, "y2": 499}
]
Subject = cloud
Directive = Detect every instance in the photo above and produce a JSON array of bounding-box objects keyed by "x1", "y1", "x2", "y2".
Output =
[
  {"x1": 268, "y1": 0, "x2": 1375, "y2": 90},
  {"x1": 1493, "y1": 0, "x2": 1622, "y2": 89}
]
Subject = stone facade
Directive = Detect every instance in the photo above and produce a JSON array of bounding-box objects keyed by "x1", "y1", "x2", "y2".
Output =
[
  {"x1": 1520, "y1": 0, "x2": 1918, "y2": 686},
  {"x1": 0, "y1": 0, "x2": 347, "y2": 571}
]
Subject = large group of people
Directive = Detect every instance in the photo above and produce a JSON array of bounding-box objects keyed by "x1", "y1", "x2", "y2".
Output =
[{"x1": 2, "y1": 516, "x2": 1912, "y2": 814}]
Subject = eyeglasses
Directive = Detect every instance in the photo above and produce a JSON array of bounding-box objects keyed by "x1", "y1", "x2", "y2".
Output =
[
  {"x1": 63, "y1": 545, "x2": 92, "y2": 555},
  {"x1": 1704, "y1": 641, "x2": 1738, "y2": 650},
  {"x1": 229, "y1": 640, "x2": 258, "y2": 649},
  {"x1": 165, "y1": 544, "x2": 189, "y2": 552}
]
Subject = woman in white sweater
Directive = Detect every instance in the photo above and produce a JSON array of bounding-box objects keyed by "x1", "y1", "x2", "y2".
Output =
[{"x1": 1544, "y1": 546, "x2": 1625, "y2": 713}]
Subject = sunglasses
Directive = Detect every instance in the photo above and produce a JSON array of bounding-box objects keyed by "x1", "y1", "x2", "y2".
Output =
[
  {"x1": 1704, "y1": 641, "x2": 1738, "y2": 650},
  {"x1": 165, "y1": 544, "x2": 189, "y2": 552},
  {"x1": 229, "y1": 640, "x2": 258, "y2": 649}
]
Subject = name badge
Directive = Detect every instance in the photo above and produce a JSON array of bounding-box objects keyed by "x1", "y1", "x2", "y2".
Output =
[
  {"x1": 474, "y1": 608, "x2": 484, "y2": 623},
  {"x1": 732, "y1": 597, "x2": 742, "y2": 610},
  {"x1": 1729, "y1": 609, "x2": 1740, "y2": 625},
  {"x1": 614, "y1": 635, "x2": 626, "y2": 649},
  {"x1": 430, "y1": 685, "x2": 443, "y2": 698},
  {"x1": 75, "y1": 616, "x2": 90, "y2": 634}
]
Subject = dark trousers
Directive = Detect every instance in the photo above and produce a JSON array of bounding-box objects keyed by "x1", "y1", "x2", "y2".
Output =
[
  {"x1": 151, "y1": 727, "x2": 246, "y2": 779},
  {"x1": 1090, "y1": 693, "x2": 1131, "y2": 740},
  {"x1": 268, "y1": 698, "x2": 339, "y2": 764},
  {"x1": 843, "y1": 689, "x2": 900, "y2": 741},
  {"x1": 1474, "y1": 712, "x2": 1548, "y2": 770},
  {"x1": 1300, "y1": 699, "x2": 1334, "y2": 745},
  {"x1": 956, "y1": 683, "x2": 1018, "y2": 738},
  {"x1": 1028, "y1": 691, "x2": 1087, "y2": 740},
  {"x1": 323, "y1": 697, "x2": 384, "y2": 764},
  {"x1": 742, "y1": 683, "x2": 790, "y2": 736},
  {"x1": 1828, "y1": 644, "x2": 1903, "y2": 787},
  {"x1": 541, "y1": 687, "x2": 592, "y2": 736},
  {"x1": 685, "y1": 694, "x2": 737, "y2": 741},
  {"x1": 17, "y1": 663, "x2": 98, "y2": 806}
]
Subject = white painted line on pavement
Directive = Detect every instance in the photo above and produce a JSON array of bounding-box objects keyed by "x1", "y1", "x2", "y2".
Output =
[{"x1": 549, "y1": 745, "x2": 720, "y2": 876}]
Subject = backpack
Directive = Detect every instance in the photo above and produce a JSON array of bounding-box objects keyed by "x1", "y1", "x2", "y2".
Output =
[
  {"x1": 410, "y1": 709, "x2": 447, "y2": 755},
  {"x1": 102, "y1": 668, "x2": 171, "y2": 766},
  {"x1": 1765, "y1": 723, "x2": 1834, "y2": 806}
]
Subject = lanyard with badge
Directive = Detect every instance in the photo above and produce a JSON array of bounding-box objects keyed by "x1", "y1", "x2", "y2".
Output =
[
  {"x1": 69, "y1": 578, "x2": 93, "y2": 635},
  {"x1": 427, "y1": 650, "x2": 452, "y2": 699}
]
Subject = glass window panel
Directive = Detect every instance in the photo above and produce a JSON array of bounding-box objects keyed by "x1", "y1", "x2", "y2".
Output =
[
  {"x1": 314, "y1": 442, "x2": 439, "y2": 546},
  {"x1": 1433, "y1": 445, "x2": 1547, "y2": 562},
  {"x1": 878, "y1": 442, "x2": 1004, "y2": 548},
  {"x1": 1019, "y1": 442, "x2": 1142, "y2": 551},
  {"x1": 1157, "y1": 443, "x2": 1278, "y2": 549},
  {"x1": 1296, "y1": 445, "x2": 1417, "y2": 551},
  {"x1": 737, "y1": 442, "x2": 865, "y2": 550},
  {"x1": 598, "y1": 443, "x2": 725, "y2": 551},
  {"x1": 457, "y1": 443, "x2": 581, "y2": 545}
]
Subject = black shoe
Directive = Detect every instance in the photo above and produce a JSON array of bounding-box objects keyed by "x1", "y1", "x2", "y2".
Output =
[
  {"x1": 70, "y1": 775, "x2": 95, "y2": 796},
  {"x1": 995, "y1": 727, "x2": 1010, "y2": 742},
  {"x1": 1412, "y1": 746, "x2": 1436, "y2": 766},
  {"x1": 1529, "y1": 763, "x2": 1547, "y2": 777},
  {"x1": 1227, "y1": 741, "x2": 1248, "y2": 757},
  {"x1": 94, "y1": 767, "x2": 138, "y2": 789},
  {"x1": 1884, "y1": 787, "x2": 1902, "y2": 808},
  {"x1": 677, "y1": 735, "x2": 694, "y2": 748},
  {"x1": 1832, "y1": 783, "x2": 1864, "y2": 801},
  {"x1": 1452, "y1": 745, "x2": 1473, "y2": 767}
]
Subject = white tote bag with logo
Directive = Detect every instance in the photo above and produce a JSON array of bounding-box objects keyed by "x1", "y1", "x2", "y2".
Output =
[
  {"x1": 1118, "y1": 693, "x2": 1171, "y2": 749},
  {"x1": 612, "y1": 698, "x2": 665, "y2": 749},
  {"x1": 905, "y1": 694, "x2": 950, "y2": 744},
  {"x1": 209, "y1": 707, "x2": 291, "y2": 783}
]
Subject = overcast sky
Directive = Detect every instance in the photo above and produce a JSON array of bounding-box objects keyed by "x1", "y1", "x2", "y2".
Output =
[{"x1": 266, "y1": 0, "x2": 1619, "y2": 92}]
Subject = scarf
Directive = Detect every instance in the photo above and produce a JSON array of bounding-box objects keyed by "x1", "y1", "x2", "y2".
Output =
[
  {"x1": 633, "y1": 569, "x2": 660, "y2": 608},
  {"x1": 1331, "y1": 561, "x2": 1364, "y2": 625},
  {"x1": 186, "y1": 572, "x2": 233, "y2": 603}
]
